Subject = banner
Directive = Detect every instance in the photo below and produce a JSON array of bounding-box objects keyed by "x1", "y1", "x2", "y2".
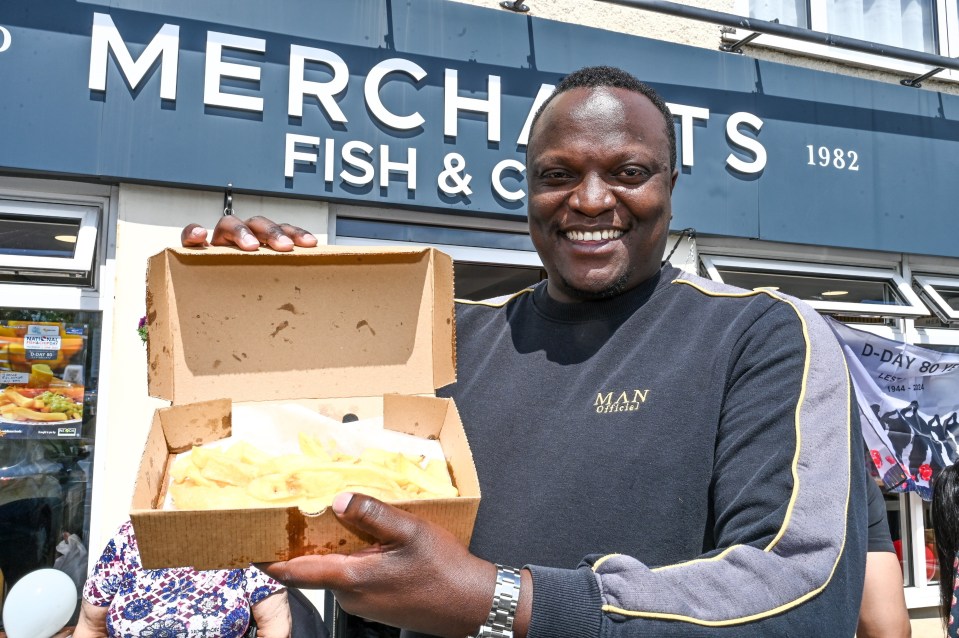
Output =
[
  {"x1": 829, "y1": 318, "x2": 959, "y2": 499},
  {"x1": 0, "y1": 321, "x2": 86, "y2": 439}
]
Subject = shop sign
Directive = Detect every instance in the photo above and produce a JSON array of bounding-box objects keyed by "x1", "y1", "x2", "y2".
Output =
[
  {"x1": 78, "y1": 11, "x2": 766, "y2": 204},
  {"x1": 1, "y1": 0, "x2": 959, "y2": 257}
]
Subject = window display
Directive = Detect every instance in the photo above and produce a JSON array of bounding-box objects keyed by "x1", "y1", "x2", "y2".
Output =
[
  {"x1": 0, "y1": 320, "x2": 87, "y2": 439},
  {"x1": 0, "y1": 308, "x2": 99, "y2": 605}
]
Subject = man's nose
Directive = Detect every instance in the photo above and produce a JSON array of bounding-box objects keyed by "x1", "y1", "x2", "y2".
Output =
[{"x1": 569, "y1": 174, "x2": 614, "y2": 216}]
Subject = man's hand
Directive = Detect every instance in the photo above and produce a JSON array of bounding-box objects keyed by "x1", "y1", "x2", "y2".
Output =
[
  {"x1": 261, "y1": 493, "x2": 514, "y2": 638},
  {"x1": 181, "y1": 215, "x2": 317, "y2": 251}
]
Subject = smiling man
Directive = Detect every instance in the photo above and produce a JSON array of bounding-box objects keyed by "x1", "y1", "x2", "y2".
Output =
[
  {"x1": 184, "y1": 66, "x2": 867, "y2": 638},
  {"x1": 525, "y1": 73, "x2": 676, "y2": 303}
]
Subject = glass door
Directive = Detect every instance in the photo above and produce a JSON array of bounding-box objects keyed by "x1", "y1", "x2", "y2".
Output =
[{"x1": 0, "y1": 308, "x2": 101, "y2": 592}]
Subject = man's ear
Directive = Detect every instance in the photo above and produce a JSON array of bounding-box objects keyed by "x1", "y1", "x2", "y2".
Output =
[{"x1": 670, "y1": 169, "x2": 679, "y2": 193}]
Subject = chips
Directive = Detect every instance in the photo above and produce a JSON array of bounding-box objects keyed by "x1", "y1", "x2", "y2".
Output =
[
  {"x1": 0, "y1": 387, "x2": 82, "y2": 422},
  {"x1": 169, "y1": 431, "x2": 458, "y2": 512}
]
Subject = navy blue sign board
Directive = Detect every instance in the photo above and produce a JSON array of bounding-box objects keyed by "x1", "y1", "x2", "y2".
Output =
[{"x1": 0, "y1": 0, "x2": 956, "y2": 256}]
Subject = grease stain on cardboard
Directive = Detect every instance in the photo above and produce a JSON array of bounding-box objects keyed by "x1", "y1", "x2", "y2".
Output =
[{"x1": 270, "y1": 321, "x2": 289, "y2": 338}]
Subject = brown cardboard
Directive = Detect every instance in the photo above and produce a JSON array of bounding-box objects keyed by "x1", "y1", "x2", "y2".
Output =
[
  {"x1": 145, "y1": 246, "x2": 456, "y2": 405},
  {"x1": 131, "y1": 247, "x2": 478, "y2": 570}
]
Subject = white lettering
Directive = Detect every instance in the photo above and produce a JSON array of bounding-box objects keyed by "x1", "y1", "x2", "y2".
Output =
[
  {"x1": 204, "y1": 31, "x2": 265, "y2": 112},
  {"x1": 324, "y1": 138, "x2": 335, "y2": 182},
  {"x1": 340, "y1": 141, "x2": 375, "y2": 186},
  {"x1": 725, "y1": 112, "x2": 767, "y2": 174},
  {"x1": 516, "y1": 83, "x2": 555, "y2": 147},
  {"x1": 365, "y1": 58, "x2": 426, "y2": 130},
  {"x1": 444, "y1": 69, "x2": 501, "y2": 143},
  {"x1": 379, "y1": 145, "x2": 417, "y2": 190},
  {"x1": 437, "y1": 153, "x2": 473, "y2": 196},
  {"x1": 84, "y1": 14, "x2": 773, "y2": 191},
  {"x1": 666, "y1": 102, "x2": 709, "y2": 168},
  {"x1": 288, "y1": 45, "x2": 348, "y2": 122},
  {"x1": 88, "y1": 13, "x2": 180, "y2": 100},
  {"x1": 0, "y1": 26, "x2": 12, "y2": 54},
  {"x1": 806, "y1": 145, "x2": 860, "y2": 171},
  {"x1": 284, "y1": 133, "x2": 319, "y2": 178},
  {"x1": 492, "y1": 159, "x2": 525, "y2": 202}
]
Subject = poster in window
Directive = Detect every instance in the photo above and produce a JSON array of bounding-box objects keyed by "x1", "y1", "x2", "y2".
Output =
[
  {"x1": 828, "y1": 317, "x2": 959, "y2": 500},
  {"x1": 0, "y1": 321, "x2": 86, "y2": 439}
]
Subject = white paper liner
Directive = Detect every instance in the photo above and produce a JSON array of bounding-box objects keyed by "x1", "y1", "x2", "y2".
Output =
[{"x1": 163, "y1": 402, "x2": 446, "y2": 511}]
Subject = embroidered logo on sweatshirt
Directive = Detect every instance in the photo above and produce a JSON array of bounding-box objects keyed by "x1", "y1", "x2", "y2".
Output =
[{"x1": 594, "y1": 389, "x2": 649, "y2": 414}]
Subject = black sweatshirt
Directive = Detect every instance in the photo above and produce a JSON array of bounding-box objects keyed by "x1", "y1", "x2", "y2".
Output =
[{"x1": 410, "y1": 265, "x2": 867, "y2": 638}]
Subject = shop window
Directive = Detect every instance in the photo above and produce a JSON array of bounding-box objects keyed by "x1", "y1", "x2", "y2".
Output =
[
  {"x1": 885, "y1": 493, "x2": 912, "y2": 585},
  {"x1": 336, "y1": 218, "x2": 536, "y2": 253},
  {"x1": 334, "y1": 217, "x2": 545, "y2": 301},
  {"x1": 889, "y1": 492, "x2": 940, "y2": 589},
  {"x1": 699, "y1": 255, "x2": 930, "y2": 319},
  {"x1": 450, "y1": 262, "x2": 545, "y2": 301},
  {"x1": 922, "y1": 499, "x2": 939, "y2": 584},
  {"x1": 0, "y1": 199, "x2": 100, "y2": 287},
  {"x1": 0, "y1": 308, "x2": 100, "y2": 603},
  {"x1": 733, "y1": 0, "x2": 957, "y2": 82},
  {"x1": 914, "y1": 274, "x2": 959, "y2": 324}
]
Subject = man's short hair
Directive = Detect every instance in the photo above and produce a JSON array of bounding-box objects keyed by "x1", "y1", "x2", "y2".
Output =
[{"x1": 528, "y1": 66, "x2": 677, "y2": 172}]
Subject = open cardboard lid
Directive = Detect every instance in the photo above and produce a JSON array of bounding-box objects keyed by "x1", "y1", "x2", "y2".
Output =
[{"x1": 146, "y1": 246, "x2": 456, "y2": 405}]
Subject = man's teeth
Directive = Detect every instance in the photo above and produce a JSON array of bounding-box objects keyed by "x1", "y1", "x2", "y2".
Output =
[{"x1": 565, "y1": 230, "x2": 623, "y2": 241}]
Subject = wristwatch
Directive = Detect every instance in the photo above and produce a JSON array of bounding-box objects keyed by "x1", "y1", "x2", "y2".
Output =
[{"x1": 468, "y1": 564, "x2": 522, "y2": 638}]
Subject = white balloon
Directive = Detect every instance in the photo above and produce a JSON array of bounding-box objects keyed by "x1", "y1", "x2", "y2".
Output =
[{"x1": 2, "y1": 568, "x2": 78, "y2": 638}]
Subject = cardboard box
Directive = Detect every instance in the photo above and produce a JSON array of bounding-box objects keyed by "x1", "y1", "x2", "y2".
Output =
[{"x1": 131, "y1": 246, "x2": 479, "y2": 570}]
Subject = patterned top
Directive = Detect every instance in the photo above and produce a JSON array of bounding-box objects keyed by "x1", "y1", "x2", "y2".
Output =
[
  {"x1": 950, "y1": 555, "x2": 959, "y2": 638},
  {"x1": 83, "y1": 521, "x2": 284, "y2": 638}
]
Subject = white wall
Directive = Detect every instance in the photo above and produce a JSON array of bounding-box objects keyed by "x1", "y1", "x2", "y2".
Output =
[{"x1": 95, "y1": 184, "x2": 328, "y2": 556}]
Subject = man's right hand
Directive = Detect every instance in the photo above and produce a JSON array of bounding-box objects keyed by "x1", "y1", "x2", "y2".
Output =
[{"x1": 181, "y1": 215, "x2": 318, "y2": 252}]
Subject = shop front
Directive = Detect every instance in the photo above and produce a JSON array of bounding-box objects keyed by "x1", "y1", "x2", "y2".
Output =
[{"x1": 2, "y1": 0, "x2": 959, "y2": 632}]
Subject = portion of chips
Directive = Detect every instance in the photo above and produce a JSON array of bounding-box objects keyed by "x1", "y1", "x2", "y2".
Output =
[{"x1": 168, "y1": 432, "x2": 458, "y2": 512}]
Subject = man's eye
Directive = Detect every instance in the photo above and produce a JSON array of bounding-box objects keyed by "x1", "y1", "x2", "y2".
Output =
[{"x1": 619, "y1": 167, "x2": 646, "y2": 178}]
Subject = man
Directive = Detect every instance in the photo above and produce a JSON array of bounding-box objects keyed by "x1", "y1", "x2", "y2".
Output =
[{"x1": 183, "y1": 66, "x2": 867, "y2": 637}]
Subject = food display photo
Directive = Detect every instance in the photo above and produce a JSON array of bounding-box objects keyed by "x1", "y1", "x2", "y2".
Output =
[{"x1": 0, "y1": 321, "x2": 87, "y2": 439}]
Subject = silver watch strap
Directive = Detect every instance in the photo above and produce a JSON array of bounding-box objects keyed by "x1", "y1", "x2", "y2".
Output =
[{"x1": 468, "y1": 564, "x2": 522, "y2": 638}]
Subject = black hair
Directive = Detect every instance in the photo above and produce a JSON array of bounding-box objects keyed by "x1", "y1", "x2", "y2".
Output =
[
  {"x1": 527, "y1": 65, "x2": 677, "y2": 172},
  {"x1": 933, "y1": 461, "x2": 959, "y2": 625}
]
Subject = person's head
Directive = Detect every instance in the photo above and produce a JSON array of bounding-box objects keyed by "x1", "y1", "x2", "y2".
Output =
[
  {"x1": 932, "y1": 461, "x2": 959, "y2": 623},
  {"x1": 526, "y1": 66, "x2": 678, "y2": 303}
]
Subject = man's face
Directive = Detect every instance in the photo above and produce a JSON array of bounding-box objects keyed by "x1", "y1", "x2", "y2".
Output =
[{"x1": 527, "y1": 87, "x2": 678, "y2": 303}]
